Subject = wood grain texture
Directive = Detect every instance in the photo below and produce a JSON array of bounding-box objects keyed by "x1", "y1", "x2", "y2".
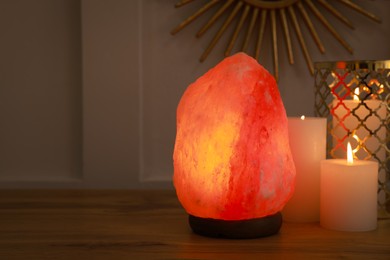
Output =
[{"x1": 0, "y1": 190, "x2": 389, "y2": 259}]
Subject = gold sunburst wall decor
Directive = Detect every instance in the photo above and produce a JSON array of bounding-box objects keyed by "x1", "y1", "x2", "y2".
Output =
[{"x1": 171, "y1": 0, "x2": 381, "y2": 81}]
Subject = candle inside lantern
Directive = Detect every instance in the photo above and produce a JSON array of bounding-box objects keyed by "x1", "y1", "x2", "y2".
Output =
[
  {"x1": 332, "y1": 88, "x2": 387, "y2": 160},
  {"x1": 320, "y1": 143, "x2": 378, "y2": 231},
  {"x1": 283, "y1": 116, "x2": 326, "y2": 222},
  {"x1": 332, "y1": 88, "x2": 387, "y2": 207}
]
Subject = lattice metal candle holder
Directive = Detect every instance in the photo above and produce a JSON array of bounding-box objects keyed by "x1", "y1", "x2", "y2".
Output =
[{"x1": 314, "y1": 60, "x2": 390, "y2": 218}]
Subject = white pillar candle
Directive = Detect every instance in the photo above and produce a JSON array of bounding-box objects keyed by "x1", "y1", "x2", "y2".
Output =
[
  {"x1": 320, "y1": 144, "x2": 378, "y2": 231},
  {"x1": 283, "y1": 116, "x2": 327, "y2": 222}
]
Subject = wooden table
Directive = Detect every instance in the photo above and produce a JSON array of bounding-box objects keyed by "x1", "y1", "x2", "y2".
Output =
[{"x1": 1, "y1": 190, "x2": 389, "y2": 259}]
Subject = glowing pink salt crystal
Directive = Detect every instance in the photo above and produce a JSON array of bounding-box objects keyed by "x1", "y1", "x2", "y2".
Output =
[{"x1": 173, "y1": 53, "x2": 296, "y2": 220}]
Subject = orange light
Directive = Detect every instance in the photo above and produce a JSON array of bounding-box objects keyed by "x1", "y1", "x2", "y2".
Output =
[
  {"x1": 300, "y1": 115, "x2": 305, "y2": 120},
  {"x1": 173, "y1": 53, "x2": 296, "y2": 221},
  {"x1": 347, "y1": 142, "x2": 353, "y2": 164}
]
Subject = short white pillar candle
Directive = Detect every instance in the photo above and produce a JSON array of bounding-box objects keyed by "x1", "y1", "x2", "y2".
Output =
[{"x1": 320, "y1": 143, "x2": 378, "y2": 231}]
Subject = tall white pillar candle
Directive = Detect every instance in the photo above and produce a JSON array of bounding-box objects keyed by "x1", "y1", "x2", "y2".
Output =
[
  {"x1": 320, "y1": 145, "x2": 378, "y2": 231},
  {"x1": 283, "y1": 116, "x2": 327, "y2": 222}
]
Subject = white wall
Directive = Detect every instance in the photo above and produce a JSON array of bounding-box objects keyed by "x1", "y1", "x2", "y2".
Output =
[{"x1": 0, "y1": 0, "x2": 389, "y2": 188}]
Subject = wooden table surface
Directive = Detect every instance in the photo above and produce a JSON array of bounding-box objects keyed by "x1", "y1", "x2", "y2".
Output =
[{"x1": 1, "y1": 190, "x2": 389, "y2": 259}]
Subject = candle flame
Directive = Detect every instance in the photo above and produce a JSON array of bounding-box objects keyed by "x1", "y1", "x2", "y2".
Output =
[
  {"x1": 353, "y1": 88, "x2": 360, "y2": 101},
  {"x1": 347, "y1": 142, "x2": 353, "y2": 164},
  {"x1": 300, "y1": 115, "x2": 305, "y2": 120}
]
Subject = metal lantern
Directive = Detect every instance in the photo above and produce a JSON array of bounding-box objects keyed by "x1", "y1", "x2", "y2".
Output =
[{"x1": 314, "y1": 60, "x2": 390, "y2": 218}]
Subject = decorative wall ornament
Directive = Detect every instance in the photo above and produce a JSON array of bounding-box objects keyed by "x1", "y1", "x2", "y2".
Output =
[{"x1": 171, "y1": 0, "x2": 381, "y2": 81}]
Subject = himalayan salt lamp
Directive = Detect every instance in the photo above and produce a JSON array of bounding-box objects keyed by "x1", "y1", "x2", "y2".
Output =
[{"x1": 173, "y1": 52, "x2": 296, "y2": 238}]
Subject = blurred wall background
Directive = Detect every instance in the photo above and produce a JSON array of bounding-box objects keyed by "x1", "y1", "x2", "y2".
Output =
[{"x1": 0, "y1": 0, "x2": 389, "y2": 188}]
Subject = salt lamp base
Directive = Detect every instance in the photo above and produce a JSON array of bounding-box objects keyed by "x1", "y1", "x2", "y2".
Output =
[{"x1": 188, "y1": 212, "x2": 282, "y2": 239}]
